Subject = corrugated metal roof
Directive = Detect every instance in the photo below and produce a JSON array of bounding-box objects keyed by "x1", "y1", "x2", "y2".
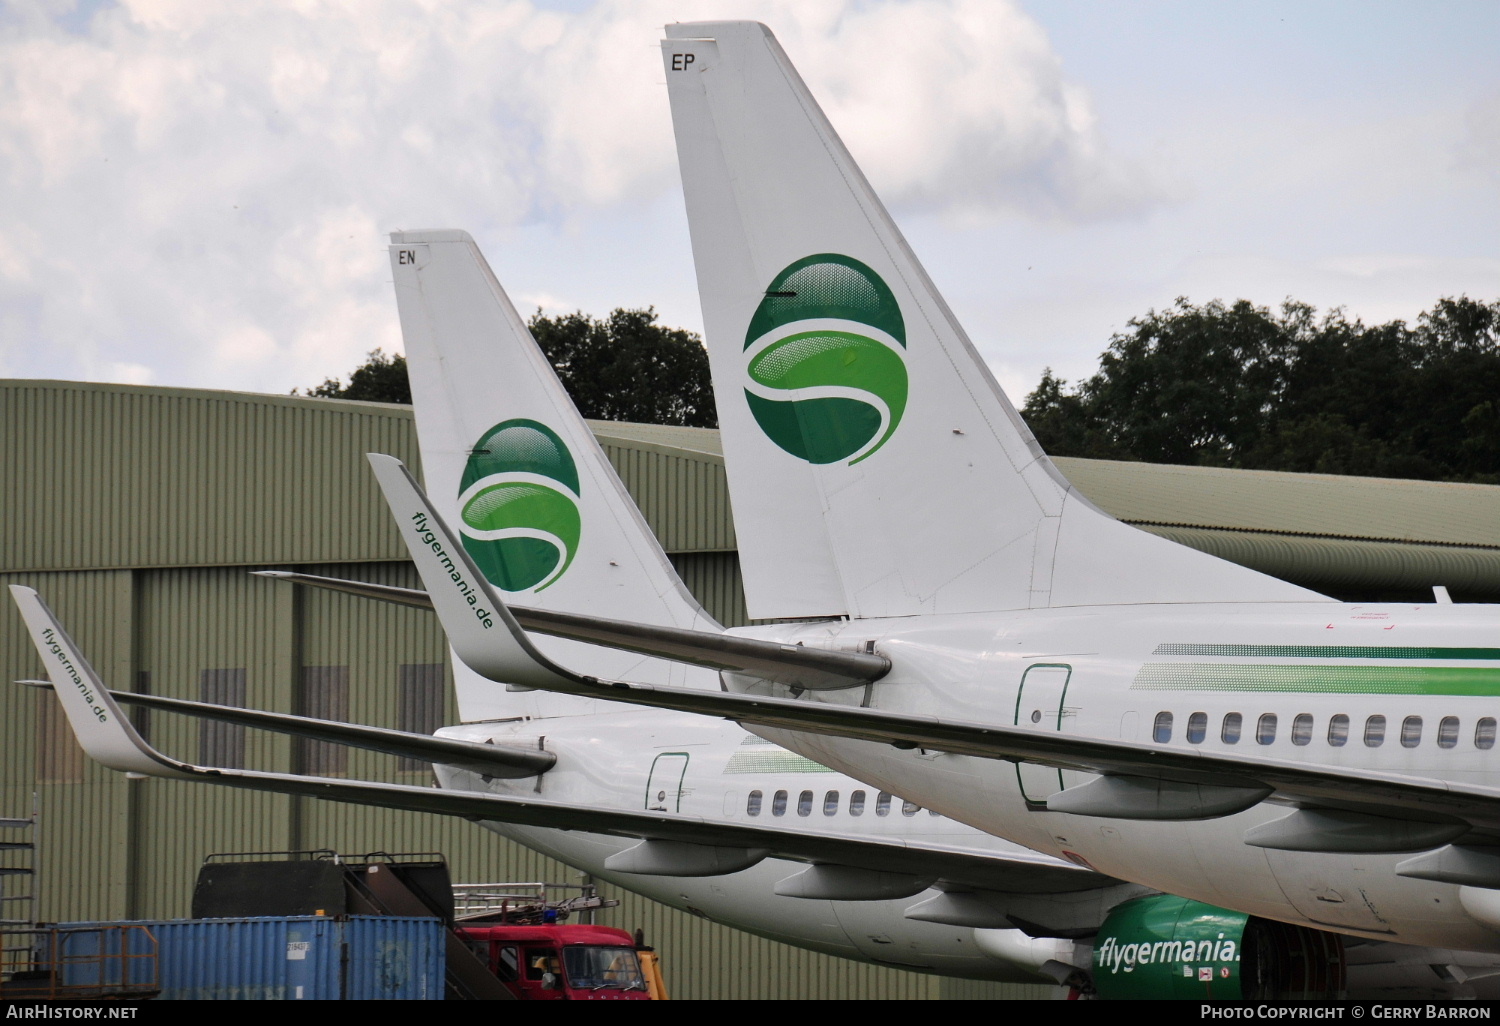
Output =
[
  {"x1": 7, "y1": 380, "x2": 1500, "y2": 592},
  {"x1": 589, "y1": 420, "x2": 722, "y2": 456},
  {"x1": 1054, "y1": 457, "x2": 1500, "y2": 549},
  {"x1": 587, "y1": 420, "x2": 1500, "y2": 552}
]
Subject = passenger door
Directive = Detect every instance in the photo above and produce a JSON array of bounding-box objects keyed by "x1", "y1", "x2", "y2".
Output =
[{"x1": 1013, "y1": 663, "x2": 1072, "y2": 804}]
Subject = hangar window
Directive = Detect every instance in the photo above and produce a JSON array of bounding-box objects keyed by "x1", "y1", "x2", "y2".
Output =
[
  {"x1": 1152, "y1": 712, "x2": 1173, "y2": 743},
  {"x1": 849, "y1": 790, "x2": 866, "y2": 816},
  {"x1": 902, "y1": 800, "x2": 920, "y2": 817},
  {"x1": 772, "y1": 790, "x2": 788, "y2": 816},
  {"x1": 301, "y1": 665, "x2": 350, "y2": 776},
  {"x1": 1291, "y1": 714, "x2": 1313, "y2": 747},
  {"x1": 747, "y1": 790, "x2": 763, "y2": 816},
  {"x1": 1256, "y1": 714, "x2": 1277, "y2": 746},
  {"x1": 199, "y1": 668, "x2": 247, "y2": 768},
  {"x1": 1327, "y1": 714, "x2": 1349, "y2": 747},
  {"x1": 1186, "y1": 712, "x2": 1207, "y2": 744},
  {"x1": 823, "y1": 790, "x2": 840, "y2": 816},
  {"x1": 1400, "y1": 716, "x2": 1423, "y2": 749},
  {"x1": 1438, "y1": 716, "x2": 1460, "y2": 749},
  {"x1": 36, "y1": 693, "x2": 84, "y2": 783},
  {"x1": 1221, "y1": 713, "x2": 1243, "y2": 744},
  {"x1": 130, "y1": 671, "x2": 153, "y2": 743},
  {"x1": 797, "y1": 790, "x2": 813, "y2": 817},
  {"x1": 1364, "y1": 715, "x2": 1386, "y2": 748},
  {"x1": 398, "y1": 663, "x2": 445, "y2": 771},
  {"x1": 876, "y1": 792, "x2": 893, "y2": 816},
  {"x1": 1477, "y1": 718, "x2": 1497, "y2": 750}
]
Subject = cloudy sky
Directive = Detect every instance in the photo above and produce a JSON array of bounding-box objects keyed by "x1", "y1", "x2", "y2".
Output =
[{"x1": 0, "y1": 0, "x2": 1495, "y2": 404}]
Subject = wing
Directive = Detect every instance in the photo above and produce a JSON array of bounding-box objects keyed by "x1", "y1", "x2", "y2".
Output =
[
  {"x1": 8, "y1": 583, "x2": 1110, "y2": 902},
  {"x1": 367, "y1": 456, "x2": 1500, "y2": 872},
  {"x1": 16, "y1": 679, "x2": 553, "y2": 778},
  {"x1": 253, "y1": 568, "x2": 886, "y2": 692}
]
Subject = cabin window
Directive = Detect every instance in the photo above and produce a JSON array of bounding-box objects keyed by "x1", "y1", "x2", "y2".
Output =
[
  {"x1": 1477, "y1": 718, "x2": 1497, "y2": 750},
  {"x1": 1221, "y1": 713, "x2": 1243, "y2": 744},
  {"x1": 1401, "y1": 716, "x2": 1423, "y2": 749},
  {"x1": 772, "y1": 790, "x2": 788, "y2": 816},
  {"x1": 797, "y1": 790, "x2": 814, "y2": 817},
  {"x1": 1186, "y1": 712, "x2": 1207, "y2": 744},
  {"x1": 746, "y1": 790, "x2": 763, "y2": 816},
  {"x1": 823, "y1": 790, "x2": 840, "y2": 816},
  {"x1": 1438, "y1": 717, "x2": 1460, "y2": 749},
  {"x1": 1328, "y1": 714, "x2": 1349, "y2": 747},
  {"x1": 1152, "y1": 711, "x2": 1173, "y2": 743},
  {"x1": 902, "y1": 800, "x2": 920, "y2": 817},
  {"x1": 876, "y1": 792, "x2": 893, "y2": 816},
  {"x1": 1256, "y1": 713, "x2": 1278, "y2": 745},
  {"x1": 1291, "y1": 714, "x2": 1313, "y2": 746},
  {"x1": 1364, "y1": 715, "x2": 1386, "y2": 748},
  {"x1": 849, "y1": 790, "x2": 866, "y2": 816}
]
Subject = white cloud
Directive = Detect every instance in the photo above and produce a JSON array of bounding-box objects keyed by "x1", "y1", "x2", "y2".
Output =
[{"x1": 0, "y1": 0, "x2": 1149, "y2": 393}]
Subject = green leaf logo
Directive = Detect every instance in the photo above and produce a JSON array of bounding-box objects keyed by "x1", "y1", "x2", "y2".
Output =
[
  {"x1": 743, "y1": 254, "x2": 907, "y2": 465},
  {"x1": 458, "y1": 419, "x2": 581, "y2": 592}
]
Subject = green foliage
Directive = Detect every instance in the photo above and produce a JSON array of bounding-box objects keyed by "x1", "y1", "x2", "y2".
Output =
[
  {"x1": 1022, "y1": 296, "x2": 1500, "y2": 483},
  {"x1": 527, "y1": 307, "x2": 717, "y2": 428},
  {"x1": 298, "y1": 348, "x2": 411, "y2": 404},
  {"x1": 297, "y1": 309, "x2": 717, "y2": 429}
]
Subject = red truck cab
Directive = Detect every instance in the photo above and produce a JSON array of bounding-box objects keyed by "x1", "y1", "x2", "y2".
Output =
[{"x1": 456, "y1": 923, "x2": 654, "y2": 1000}]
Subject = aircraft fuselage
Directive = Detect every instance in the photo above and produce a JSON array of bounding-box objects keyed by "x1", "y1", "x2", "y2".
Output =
[
  {"x1": 433, "y1": 709, "x2": 1078, "y2": 981},
  {"x1": 726, "y1": 599, "x2": 1500, "y2": 951}
]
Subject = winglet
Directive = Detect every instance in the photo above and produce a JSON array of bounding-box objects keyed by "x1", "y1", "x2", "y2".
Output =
[
  {"x1": 365, "y1": 454, "x2": 594, "y2": 694},
  {"x1": 8, "y1": 586, "x2": 193, "y2": 779}
]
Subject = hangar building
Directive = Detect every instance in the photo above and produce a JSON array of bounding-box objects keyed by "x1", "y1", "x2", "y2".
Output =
[{"x1": 3, "y1": 379, "x2": 1499, "y2": 999}]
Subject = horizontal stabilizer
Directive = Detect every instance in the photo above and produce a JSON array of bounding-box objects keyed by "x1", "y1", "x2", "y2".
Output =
[
  {"x1": 16, "y1": 679, "x2": 552, "y2": 778},
  {"x1": 365, "y1": 454, "x2": 888, "y2": 691},
  {"x1": 252, "y1": 570, "x2": 433, "y2": 609}
]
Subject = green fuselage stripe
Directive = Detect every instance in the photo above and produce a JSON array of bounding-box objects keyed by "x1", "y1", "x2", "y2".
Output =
[
  {"x1": 1133, "y1": 663, "x2": 1500, "y2": 696},
  {"x1": 1154, "y1": 644, "x2": 1500, "y2": 660}
]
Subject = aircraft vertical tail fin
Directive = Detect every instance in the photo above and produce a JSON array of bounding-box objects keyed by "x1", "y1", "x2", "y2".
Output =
[
  {"x1": 387, "y1": 230, "x2": 722, "y2": 721},
  {"x1": 662, "y1": 22, "x2": 1326, "y2": 618}
]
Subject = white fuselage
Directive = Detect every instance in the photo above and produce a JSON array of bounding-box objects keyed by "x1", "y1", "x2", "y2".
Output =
[
  {"x1": 724, "y1": 599, "x2": 1500, "y2": 952},
  {"x1": 432, "y1": 709, "x2": 1077, "y2": 981}
]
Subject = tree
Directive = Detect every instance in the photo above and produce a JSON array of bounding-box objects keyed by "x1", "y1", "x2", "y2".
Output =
[
  {"x1": 298, "y1": 348, "x2": 411, "y2": 404},
  {"x1": 526, "y1": 307, "x2": 717, "y2": 428},
  {"x1": 1022, "y1": 296, "x2": 1500, "y2": 483},
  {"x1": 296, "y1": 309, "x2": 718, "y2": 429}
]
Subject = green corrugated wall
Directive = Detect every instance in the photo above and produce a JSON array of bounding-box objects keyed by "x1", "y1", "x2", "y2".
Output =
[{"x1": 0, "y1": 380, "x2": 1041, "y2": 1000}]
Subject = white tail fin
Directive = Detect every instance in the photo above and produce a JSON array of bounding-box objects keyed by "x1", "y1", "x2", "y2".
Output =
[
  {"x1": 388, "y1": 230, "x2": 721, "y2": 721},
  {"x1": 662, "y1": 22, "x2": 1326, "y2": 619}
]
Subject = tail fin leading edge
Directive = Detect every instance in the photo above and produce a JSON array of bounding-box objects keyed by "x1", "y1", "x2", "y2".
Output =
[{"x1": 662, "y1": 22, "x2": 1327, "y2": 619}]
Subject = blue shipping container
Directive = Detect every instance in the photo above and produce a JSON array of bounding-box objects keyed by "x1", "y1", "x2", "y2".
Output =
[{"x1": 57, "y1": 916, "x2": 444, "y2": 1000}]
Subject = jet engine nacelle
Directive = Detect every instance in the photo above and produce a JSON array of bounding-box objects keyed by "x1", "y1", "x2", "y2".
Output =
[{"x1": 1091, "y1": 895, "x2": 1345, "y2": 1000}]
